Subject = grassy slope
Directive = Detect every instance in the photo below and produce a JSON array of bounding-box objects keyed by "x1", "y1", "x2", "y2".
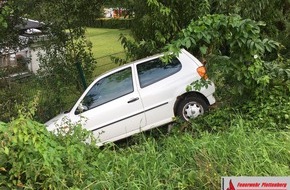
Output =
[
  {"x1": 93, "y1": 125, "x2": 290, "y2": 189},
  {"x1": 3, "y1": 116, "x2": 289, "y2": 189},
  {"x1": 85, "y1": 28, "x2": 131, "y2": 76}
]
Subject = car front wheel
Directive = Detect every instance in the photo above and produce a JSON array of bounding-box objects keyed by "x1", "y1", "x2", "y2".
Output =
[{"x1": 177, "y1": 96, "x2": 208, "y2": 121}]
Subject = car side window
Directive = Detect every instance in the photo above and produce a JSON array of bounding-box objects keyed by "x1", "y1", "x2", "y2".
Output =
[
  {"x1": 81, "y1": 67, "x2": 133, "y2": 111},
  {"x1": 137, "y1": 57, "x2": 182, "y2": 88}
]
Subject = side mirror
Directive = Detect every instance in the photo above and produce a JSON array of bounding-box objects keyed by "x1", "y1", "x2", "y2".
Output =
[{"x1": 75, "y1": 102, "x2": 88, "y2": 114}]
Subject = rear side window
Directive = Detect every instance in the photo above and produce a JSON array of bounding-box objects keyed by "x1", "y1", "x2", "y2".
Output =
[{"x1": 137, "y1": 57, "x2": 182, "y2": 88}]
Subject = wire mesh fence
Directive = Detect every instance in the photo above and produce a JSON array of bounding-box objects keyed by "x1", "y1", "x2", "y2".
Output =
[{"x1": 94, "y1": 51, "x2": 126, "y2": 76}]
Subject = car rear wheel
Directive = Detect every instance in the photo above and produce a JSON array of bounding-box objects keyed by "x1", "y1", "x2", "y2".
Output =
[{"x1": 177, "y1": 96, "x2": 208, "y2": 121}]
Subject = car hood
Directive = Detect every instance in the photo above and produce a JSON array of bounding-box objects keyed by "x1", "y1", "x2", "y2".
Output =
[{"x1": 45, "y1": 112, "x2": 68, "y2": 131}]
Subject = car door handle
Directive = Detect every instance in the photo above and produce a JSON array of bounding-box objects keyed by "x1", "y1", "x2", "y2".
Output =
[{"x1": 127, "y1": 97, "x2": 139, "y2": 103}]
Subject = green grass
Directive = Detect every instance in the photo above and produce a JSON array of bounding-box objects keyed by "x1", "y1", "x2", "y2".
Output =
[
  {"x1": 85, "y1": 28, "x2": 131, "y2": 76},
  {"x1": 96, "y1": 125, "x2": 290, "y2": 189},
  {"x1": 2, "y1": 115, "x2": 290, "y2": 189}
]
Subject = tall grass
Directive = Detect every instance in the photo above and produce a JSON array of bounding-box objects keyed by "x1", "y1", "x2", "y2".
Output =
[
  {"x1": 87, "y1": 117, "x2": 290, "y2": 189},
  {"x1": 3, "y1": 113, "x2": 289, "y2": 189}
]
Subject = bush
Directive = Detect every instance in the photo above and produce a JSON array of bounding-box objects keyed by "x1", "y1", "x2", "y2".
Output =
[
  {"x1": 0, "y1": 76, "x2": 80, "y2": 123},
  {"x1": 0, "y1": 116, "x2": 100, "y2": 189},
  {"x1": 186, "y1": 82, "x2": 290, "y2": 134},
  {"x1": 0, "y1": 78, "x2": 35, "y2": 122}
]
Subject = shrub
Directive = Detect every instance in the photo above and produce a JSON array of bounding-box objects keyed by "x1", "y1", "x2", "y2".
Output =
[
  {"x1": 0, "y1": 114, "x2": 100, "y2": 189},
  {"x1": 0, "y1": 76, "x2": 79, "y2": 123}
]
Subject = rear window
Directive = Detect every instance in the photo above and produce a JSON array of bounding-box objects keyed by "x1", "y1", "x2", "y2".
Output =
[{"x1": 137, "y1": 57, "x2": 182, "y2": 88}]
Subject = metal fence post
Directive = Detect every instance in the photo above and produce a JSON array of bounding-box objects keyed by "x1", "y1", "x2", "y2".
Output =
[{"x1": 76, "y1": 59, "x2": 87, "y2": 90}]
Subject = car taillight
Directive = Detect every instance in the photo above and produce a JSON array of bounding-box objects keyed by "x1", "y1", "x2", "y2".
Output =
[{"x1": 197, "y1": 66, "x2": 208, "y2": 79}]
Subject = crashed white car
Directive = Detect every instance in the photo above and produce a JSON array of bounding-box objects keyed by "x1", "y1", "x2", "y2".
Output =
[{"x1": 46, "y1": 49, "x2": 216, "y2": 144}]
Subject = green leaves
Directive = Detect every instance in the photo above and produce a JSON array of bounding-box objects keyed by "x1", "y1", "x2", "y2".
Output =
[
  {"x1": 164, "y1": 14, "x2": 287, "y2": 99},
  {"x1": 119, "y1": 0, "x2": 214, "y2": 59},
  {"x1": 0, "y1": 114, "x2": 101, "y2": 189},
  {"x1": 167, "y1": 14, "x2": 280, "y2": 57},
  {"x1": 0, "y1": 16, "x2": 8, "y2": 29},
  {"x1": 3, "y1": 147, "x2": 9, "y2": 156},
  {"x1": 199, "y1": 45, "x2": 208, "y2": 55},
  {"x1": 187, "y1": 78, "x2": 212, "y2": 91}
]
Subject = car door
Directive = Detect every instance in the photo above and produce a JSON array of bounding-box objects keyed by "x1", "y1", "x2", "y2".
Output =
[
  {"x1": 72, "y1": 66, "x2": 146, "y2": 143},
  {"x1": 135, "y1": 57, "x2": 183, "y2": 126}
]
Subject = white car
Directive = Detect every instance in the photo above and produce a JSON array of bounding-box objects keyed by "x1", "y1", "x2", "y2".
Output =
[{"x1": 45, "y1": 49, "x2": 216, "y2": 144}]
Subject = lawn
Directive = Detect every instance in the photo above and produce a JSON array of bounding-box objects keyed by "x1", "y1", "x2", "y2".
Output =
[{"x1": 85, "y1": 28, "x2": 131, "y2": 76}]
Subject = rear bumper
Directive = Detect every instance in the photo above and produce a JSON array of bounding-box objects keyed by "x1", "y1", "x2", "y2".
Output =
[
  {"x1": 198, "y1": 80, "x2": 216, "y2": 105},
  {"x1": 206, "y1": 94, "x2": 216, "y2": 105}
]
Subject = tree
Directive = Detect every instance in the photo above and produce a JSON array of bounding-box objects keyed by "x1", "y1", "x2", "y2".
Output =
[
  {"x1": 119, "y1": 0, "x2": 290, "y2": 60},
  {"x1": 30, "y1": 0, "x2": 106, "y2": 120},
  {"x1": 117, "y1": 0, "x2": 289, "y2": 107},
  {"x1": 210, "y1": 0, "x2": 290, "y2": 58},
  {"x1": 0, "y1": 0, "x2": 106, "y2": 122},
  {"x1": 118, "y1": 0, "x2": 212, "y2": 60},
  {"x1": 164, "y1": 14, "x2": 281, "y2": 97},
  {"x1": 0, "y1": 1, "x2": 8, "y2": 32},
  {"x1": 0, "y1": 0, "x2": 33, "y2": 52},
  {"x1": 104, "y1": 0, "x2": 134, "y2": 8}
]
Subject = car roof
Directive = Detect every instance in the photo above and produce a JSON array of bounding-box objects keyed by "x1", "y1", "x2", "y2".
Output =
[{"x1": 93, "y1": 49, "x2": 186, "y2": 80}]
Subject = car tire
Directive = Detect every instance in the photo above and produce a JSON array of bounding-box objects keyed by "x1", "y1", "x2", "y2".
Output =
[{"x1": 177, "y1": 96, "x2": 208, "y2": 121}]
